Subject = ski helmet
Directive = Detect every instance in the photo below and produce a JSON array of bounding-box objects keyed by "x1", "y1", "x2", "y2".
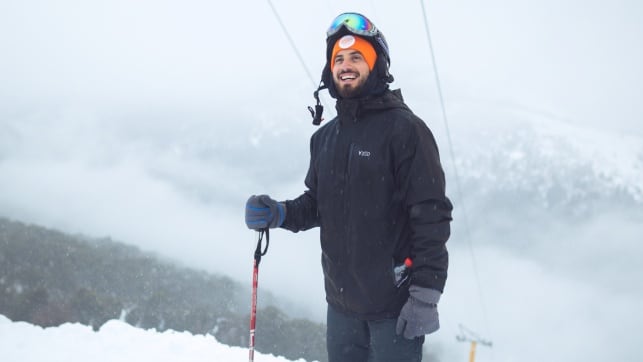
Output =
[
  {"x1": 325, "y1": 12, "x2": 391, "y2": 69},
  {"x1": 308, "y1": 12, "x2": 393, "y2": 125}
]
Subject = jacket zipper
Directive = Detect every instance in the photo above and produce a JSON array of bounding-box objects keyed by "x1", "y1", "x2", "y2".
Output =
[{"x1": 345, "y1": 143, "x2": 356, "y2": 260}]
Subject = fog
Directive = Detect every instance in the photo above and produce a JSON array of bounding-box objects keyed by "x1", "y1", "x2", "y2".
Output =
[{"x1": 1, "y1": 1, "x2": 642, "y2": 361}]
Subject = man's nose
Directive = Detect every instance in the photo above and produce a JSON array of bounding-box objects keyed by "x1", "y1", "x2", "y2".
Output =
[{"x1": 338, "y1": 61, "x2": 355, "y2": 71}]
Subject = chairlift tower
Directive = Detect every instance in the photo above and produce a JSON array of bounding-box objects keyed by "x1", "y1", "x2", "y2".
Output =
[{"x1": 456, "y1": 324, "x2": 492, "y2": 362}]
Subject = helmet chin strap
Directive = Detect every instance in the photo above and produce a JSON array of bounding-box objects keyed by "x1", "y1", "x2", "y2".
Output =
[{"x1": 308, "y1": 81, "x2": 327, "y2": 126}]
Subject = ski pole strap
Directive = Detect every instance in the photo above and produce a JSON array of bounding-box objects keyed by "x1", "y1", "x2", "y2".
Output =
[{"x1": 254, "y1": 228, "x2": 269, "y2": 266}]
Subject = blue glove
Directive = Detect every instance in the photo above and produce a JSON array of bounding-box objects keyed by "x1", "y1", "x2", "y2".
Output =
[
  {"x1": 396, "y1": 285, "x2": 441, "y2": 339},
  {"x1": 245, "y1": 195, "x2": 286, "y2": 230}
]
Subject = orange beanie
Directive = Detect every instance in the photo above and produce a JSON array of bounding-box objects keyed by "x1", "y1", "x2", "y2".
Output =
[{"x1": 330, "y1": 35, "x2": 377, "y2": 72}]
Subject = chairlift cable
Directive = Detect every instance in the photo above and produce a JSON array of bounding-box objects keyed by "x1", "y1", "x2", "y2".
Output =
[
  {"x1": 418, "y1": 0, "x2": 493, "y2": 343},
  {"x1": 266, "y1": 0, "x2": 318, "y2": 87},
  {"x1": 266, "y1": 0, "x2": 331, "y2": 116}
]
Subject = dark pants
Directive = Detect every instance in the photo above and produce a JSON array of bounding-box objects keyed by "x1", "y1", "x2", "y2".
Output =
[{"x1": 326, "y1": 304, "x2": 424, "y2": 362}]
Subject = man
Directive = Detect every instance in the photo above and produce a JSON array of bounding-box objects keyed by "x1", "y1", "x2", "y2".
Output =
[{"x1": 245, "y1": 12, "x2": 452, "y2": 362}]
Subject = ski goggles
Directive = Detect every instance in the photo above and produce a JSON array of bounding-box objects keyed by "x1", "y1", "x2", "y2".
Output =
[{"x1": 326, "y1": 12, "x2": 379, "y2": 38}]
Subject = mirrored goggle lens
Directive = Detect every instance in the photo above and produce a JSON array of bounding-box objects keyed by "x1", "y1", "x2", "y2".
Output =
[{"x1": 327, "y1": 13, "x2": 377, "y2": 37}]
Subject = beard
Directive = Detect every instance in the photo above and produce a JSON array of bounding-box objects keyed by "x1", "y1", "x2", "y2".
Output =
[
  {"x1": 337, "y1": 83, "x2": 364, "y2": 98},
  {"x1": 335, "y1": 72, "x2": 368, "y2": 98}
]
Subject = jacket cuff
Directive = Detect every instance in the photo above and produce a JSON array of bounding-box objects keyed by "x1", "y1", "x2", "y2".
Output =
[{"x1": 279, "y1": 201, "x2": 297, "y2": 232}]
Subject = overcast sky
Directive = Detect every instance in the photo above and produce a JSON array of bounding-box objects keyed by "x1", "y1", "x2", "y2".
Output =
[
  {"x1": 1, "y1": 1, "x2": 642, "y2": 361},
  {"x1": 1, "y1": 0, "x2": 641, "y2": 135}
]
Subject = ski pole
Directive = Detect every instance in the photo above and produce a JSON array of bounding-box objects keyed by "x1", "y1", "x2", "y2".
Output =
[{"x1": 249, "y1": 228, "x2": 269, "y2": 362}]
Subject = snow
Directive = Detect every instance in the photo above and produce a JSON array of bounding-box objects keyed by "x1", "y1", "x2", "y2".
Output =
[{"x1": 0, "y1": 314, "x2": 306, "y2": 362}]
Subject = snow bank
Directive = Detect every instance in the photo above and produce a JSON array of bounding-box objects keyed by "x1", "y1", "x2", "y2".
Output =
[{"x1": 0, "y1": 315, "x2": 306, "y2": 362}]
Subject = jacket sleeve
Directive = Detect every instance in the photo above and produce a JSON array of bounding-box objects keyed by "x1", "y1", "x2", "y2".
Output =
[
  {"x1": 280, "y1": 135, "x2": 321, "y2": 232},
  {"x1": 395, "y1": 116, "x2": 453, "y2": 292}
]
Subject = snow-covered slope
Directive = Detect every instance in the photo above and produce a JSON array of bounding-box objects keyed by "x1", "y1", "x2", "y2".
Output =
[{"x1": 0, "y1": 314, "x2": 308, "y2": 362}]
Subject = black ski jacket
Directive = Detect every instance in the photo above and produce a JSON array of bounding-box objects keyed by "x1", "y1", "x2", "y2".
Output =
[{"x1": 282, "y1": 89, "x2": 452, "y2": 320}]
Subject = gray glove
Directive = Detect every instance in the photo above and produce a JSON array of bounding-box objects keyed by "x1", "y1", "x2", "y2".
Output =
[
  {"x1": 245, "y1": 195, "x2": 286, "y2": 230},
  {"x1": 396, "y1": 285, "x2": 441, "y2": 339}
]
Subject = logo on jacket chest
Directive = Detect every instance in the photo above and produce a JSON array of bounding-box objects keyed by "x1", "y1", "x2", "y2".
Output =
[{"x1": 357, "y1": 150, "x2": 371, "y2": 157}]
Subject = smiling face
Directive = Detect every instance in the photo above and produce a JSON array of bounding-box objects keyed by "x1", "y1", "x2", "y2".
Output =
[{"x1": 332, "y1": 49, "x2": 371, "y2": 98}]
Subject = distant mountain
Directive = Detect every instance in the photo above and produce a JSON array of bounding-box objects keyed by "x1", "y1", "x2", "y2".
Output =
[
  {"x1": 0, "y1": 217, "x2": 326, "y2": 362},
  {"x1": 444, "y1": 105, "x2": 643, "y2": 214},
  {"x1": 436, "y1": 104, "x2": 643, "y2": 291}
]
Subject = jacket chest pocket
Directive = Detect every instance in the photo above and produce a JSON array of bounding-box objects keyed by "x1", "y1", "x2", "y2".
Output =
[
  {"x1": 347, "y1": 143, "x2": 394, "y2": 195},
  {"x1": 348, "y1": 144, "x2": 385, "y2": 176}
]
